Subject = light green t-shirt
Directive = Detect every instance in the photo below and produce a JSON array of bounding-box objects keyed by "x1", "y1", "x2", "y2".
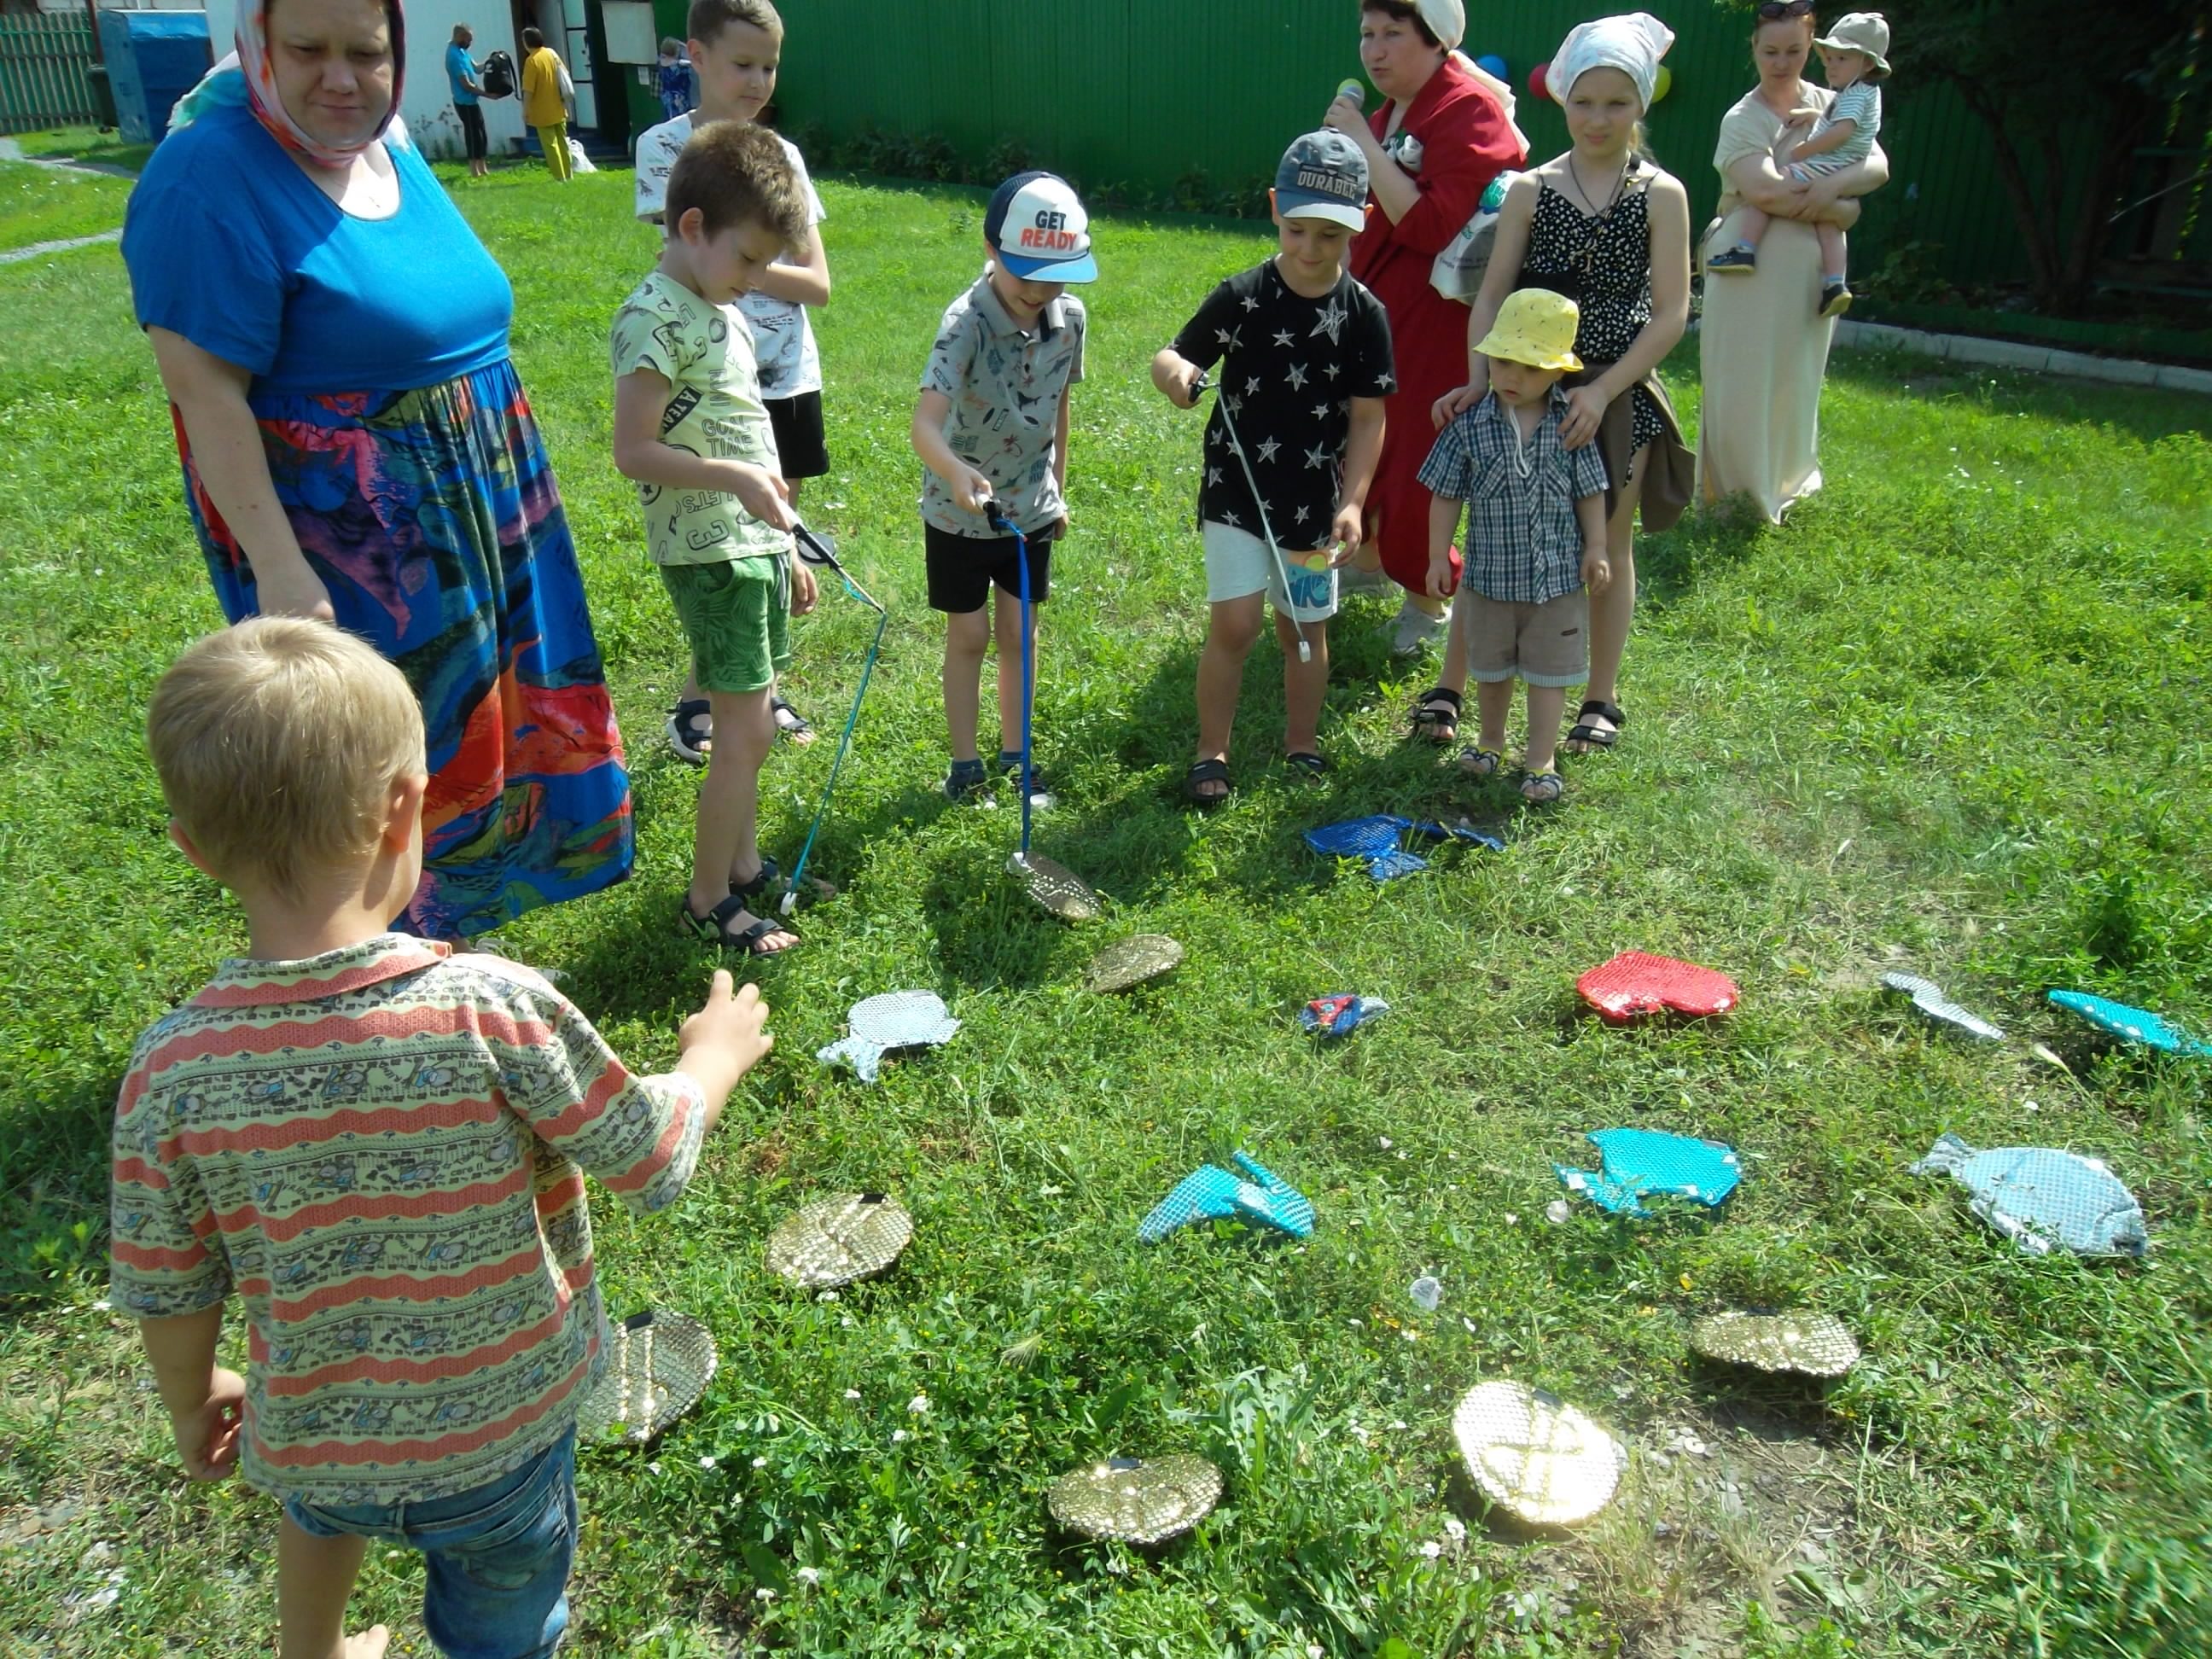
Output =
[{"x1": 609, "y1": 269, "x2": 788, "y2": 566}]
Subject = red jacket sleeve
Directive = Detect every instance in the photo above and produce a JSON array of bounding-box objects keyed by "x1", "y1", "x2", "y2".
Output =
[{"x1": 1390, "y1": 71, "x2": 1525, "y2": 259}]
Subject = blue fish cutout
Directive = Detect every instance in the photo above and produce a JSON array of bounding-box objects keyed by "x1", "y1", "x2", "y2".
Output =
[
  {"x1": 1910, "y1": 1133, "x2": 2149, "y2": 1257},
  {"x1": 2047, "y1": 991, "x2": 2212, "y2": 1057},
  {"x1": 1306, "y1": 815, "x2": 1500, "y2": 882},
  {"x1": 1139, "y1": 1153, "x2": 1314, "y2": 1242},
  {"x1": 1555, "y1": 1128, "x2": 1742, "y2": 1218}
]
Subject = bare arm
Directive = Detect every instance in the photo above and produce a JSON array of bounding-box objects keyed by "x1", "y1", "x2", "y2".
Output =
[
  {"x1": 911, "y1": 388, "x2": 991, "y2": 514},
  {"x1": 669, "y1": 969, "x2": 773, "y2": 1133},
  {"x1": 1152, "y1": 346, "x2": 1203, "y2": 407},
  {"x1": 1425, "y1": 490, "x2": 1462, "y2": 597},
  {"x1": 1324, "y1": 92, "x2": 1421, "y2": 223},
  {"x1": 146, "y1": 328, "x2": 331, "y2": 620},
  {"x1": 1575, "y1": 491, "x2": 1611, "y2": 593},
  {"x1": 746, "y1": 227, "x2": 830, "y2": 309},
  {"x1": 1051, "y1": 390, "x2": 1072, "y2": 519},
  {"x1": 1333, "y1": 394, "x2": 1386, "y2": 558},
  {"x1": 139, "y1": 1306, "x2": 243, "y2": 1481},
  {"x1": 612, "y1": 368, "x2": 794, "y2": 528},
  {"x1": 1786, "y1": 116, "x2": 1856, "y2": 164},
  {"x1": 1726, "y1": 145, "x2": 1883, "y2": 225}
]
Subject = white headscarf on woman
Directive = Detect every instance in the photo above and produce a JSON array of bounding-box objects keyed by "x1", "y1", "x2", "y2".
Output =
[
  {"x1": 1546, "y1": 11, "x2": 1674, "y2": 111},
  {"x1": 1401, "y1": 0, "x2": 1531, "y2": 154}
]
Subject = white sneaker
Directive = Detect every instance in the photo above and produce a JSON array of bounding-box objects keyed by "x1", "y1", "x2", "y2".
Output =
[
  {"x1": 1337, "y1": 562, "x2": 1391, "y2": 597},
  {"x1": 1389, "y1": 599, "x2": 1450, "y2": 656}
]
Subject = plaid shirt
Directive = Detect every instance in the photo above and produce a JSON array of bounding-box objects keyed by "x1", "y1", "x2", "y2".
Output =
[{"x1": 1418, "y1": 387, "x2": 1609, "y2": 604}]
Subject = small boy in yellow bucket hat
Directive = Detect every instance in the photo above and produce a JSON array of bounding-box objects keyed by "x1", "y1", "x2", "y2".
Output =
[{"x1": 1418, "y1": 288, "x2": 1611, "y2": 803}]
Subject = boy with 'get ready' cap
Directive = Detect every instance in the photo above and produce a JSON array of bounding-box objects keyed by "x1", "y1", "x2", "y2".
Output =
[
  {"x1": 1419, "y1": 288, "x2": 1611, "y2": 804},
  {"x1": 1150, "y1": 131, "x2": 1394, "y2": 807},
  {"x1": 910, "y1": 171, "x2": 1095, "y2": 804}
]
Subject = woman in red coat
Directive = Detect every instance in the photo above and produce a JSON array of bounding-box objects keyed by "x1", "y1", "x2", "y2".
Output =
[{"x1": 1328, "y1": 0, "x2": 1525, "y2": 655}]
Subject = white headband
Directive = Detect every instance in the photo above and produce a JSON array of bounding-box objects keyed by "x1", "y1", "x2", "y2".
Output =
[{"x1": 1548, "y1": 11, "x2": 1674, "y2": 111}]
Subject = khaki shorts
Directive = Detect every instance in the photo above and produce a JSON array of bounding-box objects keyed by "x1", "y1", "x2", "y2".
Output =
[
  {"x1": 660, "y1": 555, "x2": 790, "y2": 694},
  {"x1": 1463, "y1": 591, "x2": 1588, "y2": 688}
]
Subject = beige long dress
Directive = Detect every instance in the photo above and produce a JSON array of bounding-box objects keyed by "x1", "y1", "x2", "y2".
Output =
[{"x1": 1696, "y1": 84, "x2": 1837, "y2": 522}]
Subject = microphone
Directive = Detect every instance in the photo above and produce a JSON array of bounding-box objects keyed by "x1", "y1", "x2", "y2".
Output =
[{"x1": 1335, "y1": 77, "x2": 1366, "y2": 108}]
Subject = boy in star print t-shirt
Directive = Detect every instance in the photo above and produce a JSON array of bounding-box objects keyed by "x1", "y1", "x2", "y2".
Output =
[{"x1": 1152, "y1": 131, "x2": 1393, "y2": 806}]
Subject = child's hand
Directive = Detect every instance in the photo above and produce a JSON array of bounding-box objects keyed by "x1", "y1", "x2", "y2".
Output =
[
  {"x1": 725, "y1": 463, "x2": 796, "y2": 532},
  {"x1": 170, "y1": 1366, "x2": 245, "y2": 1481},
  {"x1": 1430, "y1": 383, "x2": 1480, "y2": 430},
  {"x1": 679, "y1": 969, "x2": 773, "y2": 1098},
  {"x1": 952, "y1": 468, "x2": 994, "y2": 517},
  {"x1": 1425, "y1": 548, "x2": 1457, "y2": 599},
  {"x1": 1581, "y1": 546, "x2": 1613, "y2": 595},
  {"x1": 1168, "y1": 364, "x2": 1206, "y2": 409},
  {"x1": 789, "y1": 551, "x2": 818, "y2": 616},
  {"x1": 1328, "y1": 504, "x2": 1364, "y2": 566}
]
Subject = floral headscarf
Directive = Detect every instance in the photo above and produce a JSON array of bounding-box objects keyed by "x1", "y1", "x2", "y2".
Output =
[{"x1": 170, "y1": 0, "x2": 405, "y2": 167}]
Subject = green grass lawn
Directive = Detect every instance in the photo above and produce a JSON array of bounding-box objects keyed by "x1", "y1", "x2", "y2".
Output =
[
  {"x1": 0, "y1": 160, "x2": 132, "y2": 253},
  {"x1": 1, "y1": 155, "x2": 2208, "y2": 1657}
]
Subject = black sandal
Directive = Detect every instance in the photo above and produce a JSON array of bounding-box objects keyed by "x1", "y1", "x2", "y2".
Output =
[
  {"x1": 732, "y1": 857, "x2": 782, "y2": 901},
  {"x1": 1183, "y1": 757, "x2": 1232, "y2": 809},
  {"x1": 770, "y1": 696, "x2": 815, "y2": 745},
  {"x1": 1564, "y1": 699, "x2": 1626, "y2": 753},
  {"x1": 1284, "y1": 751, "x2": 1330, "y2": 778},
  {"x1": 666, "y1": 699, "x2": 713, "y2": 765},
  {"x1": 678, "y1": 894, "x2": 800, "y2": 956},
  {"x1": 1409, "y1": 685, "x2": 1462, "y2": 744}
]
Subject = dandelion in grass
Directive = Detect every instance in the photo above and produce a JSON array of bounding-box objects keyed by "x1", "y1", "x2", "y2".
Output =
[{"x1": 752, "y1": 1456, "x2": 768, "y2": 1469}]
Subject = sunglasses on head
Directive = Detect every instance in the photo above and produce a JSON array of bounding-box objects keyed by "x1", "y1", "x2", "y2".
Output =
[{"x1": 1755, "y1": 0, "x2": 1814, "y2": 16}]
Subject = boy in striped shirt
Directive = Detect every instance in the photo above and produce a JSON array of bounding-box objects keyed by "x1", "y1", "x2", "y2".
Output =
[{"x1": 112, "y1": 618, "x2": 774, "y2": 1659}]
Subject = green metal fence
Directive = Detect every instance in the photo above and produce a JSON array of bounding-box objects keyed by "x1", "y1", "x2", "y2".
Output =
[
  {"x1": 764, "y1": 0, "x2": 2167, "y2": 295},
  {"x1": 0, "y1": 13, "x2": 100, "y2": 136}
]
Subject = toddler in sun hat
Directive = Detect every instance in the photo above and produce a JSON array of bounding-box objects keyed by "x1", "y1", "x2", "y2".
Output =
[
  {"x1": 1418, "y1": 288, "x2": 1610, "y2": 803},
  {"x1": 1149, "y1": 130, "x2": 1394, "y2": 806},
  {"x1": 1706, "y1": 9, "x2": 1891, "y2": 315},
  {"x1": 911, "y1": 170, "x2": 1096, "y2": 805}
]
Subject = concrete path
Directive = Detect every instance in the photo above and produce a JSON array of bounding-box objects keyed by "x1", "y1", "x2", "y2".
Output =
[
  {"x1": 0, "y1": 136, "x2": 140, "y2": 178},
  {"x1": 0, "y1": 230, "x2": 122, "y2": 265}
]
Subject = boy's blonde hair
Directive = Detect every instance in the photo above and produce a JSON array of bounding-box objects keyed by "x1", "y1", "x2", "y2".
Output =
[
  {"x1": 147, "y1": 619, "x2": 426, "y2": 902},
  {"x1": 688, "y1": 0, "x2": 778, "y2": 47}
]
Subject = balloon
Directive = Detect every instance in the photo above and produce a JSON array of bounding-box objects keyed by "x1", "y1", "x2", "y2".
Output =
[
  {"x1": 1653, "y1": 63, "x2": 1674, "y2": 102},
  {"x1": 1476, "y1": 53, "x2": 1507, "y2": 80},
  {"x1": 1528, "y1": 61, "x2": 1548, "y2": 99}
]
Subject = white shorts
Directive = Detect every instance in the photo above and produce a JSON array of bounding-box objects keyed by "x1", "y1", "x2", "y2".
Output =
[{"x1": 1201, "y1": 521, "x2": 1338, "y2": 622}]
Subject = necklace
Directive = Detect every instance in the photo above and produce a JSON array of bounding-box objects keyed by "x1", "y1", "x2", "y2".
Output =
[{"x1": 1565, "y1": 153, "x2": 1630, "y2": 218}]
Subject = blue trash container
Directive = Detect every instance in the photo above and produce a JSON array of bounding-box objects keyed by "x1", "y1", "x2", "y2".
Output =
[{"x1": 98, "y1": 10, "x2": 212, "y2": 146}]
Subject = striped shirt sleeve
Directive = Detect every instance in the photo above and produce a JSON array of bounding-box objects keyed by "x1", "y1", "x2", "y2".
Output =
[
  {"x1": 110, "y1": 1029, "x2": 233, "y2": 1318},
  {"x1": 474, "y1": 965, "x2": 708, "y2": 1217}
]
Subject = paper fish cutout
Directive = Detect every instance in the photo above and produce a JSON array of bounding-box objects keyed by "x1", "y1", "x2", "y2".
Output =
[
  {"x1": 1883, "y1": 971, "x2": 2005, "y2": 1041},
  {"x1": 1910, "y1": 1133, "x2": 2148, "y2": 1257},
  {"x1": 1452, "y1": 1380, "x2": 1621, "y2": 1526},
  {"x1": 1576, "y1": 952, "x2": 1739, "y2": 1023},
  {"x1": 1555, "y1": 1127, "x2": 1742, "y2": 1218},
  {"x1": 1138, "y1": 1152, "x2": 1313, "y2": 1243},
  {"x1": 1046, "y1": 1454, "x2": 1223, "y2": 1544},
  {"x1": 1301, "y1": 993, "x2": 1389, "y2": 1038},
  {"x1": 816, "y1": 991, "x2": 960, "y2": 1082},
  {"x1": 1085, "y1": 934, "x2": 1184, "y2": 993},
  {"x1": 574, "y1": 1310, "x2": 719, "y2": 1445},
  {"x1": 1690, "y1": 1311, "x2": 1860, "y2": 1377},
  {"x1": 765, "y1": 1192, "x2": 916, "y2": 1288},
  {"x1": 2047, "y1": 990, "x2": 2212, "y2": 1057}
]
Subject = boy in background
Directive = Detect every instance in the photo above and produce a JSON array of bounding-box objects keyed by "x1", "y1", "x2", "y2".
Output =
[{"x1": 637, "y1": 0, "x2": 832, "y2": 760}]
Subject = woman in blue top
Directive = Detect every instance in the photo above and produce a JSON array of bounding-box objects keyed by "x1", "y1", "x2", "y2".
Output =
[{"x1": 123, "y1": 0, "x2": 633, "y2": 942}]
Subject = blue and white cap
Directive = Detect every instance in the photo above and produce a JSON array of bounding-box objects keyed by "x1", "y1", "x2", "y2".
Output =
[
  {"x1": 1274, "y1": 131, "x2": 1370, "y2": 230},
  {"x1": 984, "y1": 171, "x2": 1098, "y2": 282}
]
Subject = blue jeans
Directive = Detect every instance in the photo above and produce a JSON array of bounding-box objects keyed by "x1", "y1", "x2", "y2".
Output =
[{"x1": 282, "y1": 1430, "x2": 577, "y2": 1659}]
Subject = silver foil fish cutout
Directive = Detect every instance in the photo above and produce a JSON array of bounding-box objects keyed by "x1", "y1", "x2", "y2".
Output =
[
  {"x1": 816, "y1": 991, "x2": 960, "y2": 1082},
  {"x1": 1883, "y1": 971, "x2": 2005, "y2": 1041}
]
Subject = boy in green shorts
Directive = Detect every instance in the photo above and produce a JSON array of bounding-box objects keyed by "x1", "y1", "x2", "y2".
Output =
[{"x1": 613, "y1": 120, "x2": 817, "y2": 955}]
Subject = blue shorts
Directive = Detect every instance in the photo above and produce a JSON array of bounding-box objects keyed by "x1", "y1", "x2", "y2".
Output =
[{"x1": 281, "y1": 1430, "x2": 577, "y2": 1659}]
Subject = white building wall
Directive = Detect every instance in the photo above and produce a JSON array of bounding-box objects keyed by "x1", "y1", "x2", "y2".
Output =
[{"x1": 201, "y1": 0, "x2": 530, "y2": 161}]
